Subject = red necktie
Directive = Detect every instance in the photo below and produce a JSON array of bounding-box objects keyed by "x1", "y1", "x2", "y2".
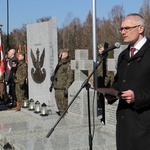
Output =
[{"x1": 130, "y1": 48, "x2": 135, "y2": 57}]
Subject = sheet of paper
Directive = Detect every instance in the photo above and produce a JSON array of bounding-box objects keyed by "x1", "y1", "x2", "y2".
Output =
[{"x1": 92, "y1": 88, "x2": 120, "y2": 97}]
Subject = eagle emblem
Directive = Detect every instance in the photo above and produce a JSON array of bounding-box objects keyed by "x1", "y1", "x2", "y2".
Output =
[{"x1": 30, "y1": 48, "x2": 46, "y2": 83}]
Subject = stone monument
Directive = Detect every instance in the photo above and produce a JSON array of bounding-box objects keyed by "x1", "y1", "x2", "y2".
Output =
[
  {"x1": 108, "y1": 45, "x2": 128, "y2": 74},
  {"x1": 67, "y1": 49, "x2": 100, "y2": 124},
  {"x1": 27, "y1": 17, "x2": 58, "y2": 111}
]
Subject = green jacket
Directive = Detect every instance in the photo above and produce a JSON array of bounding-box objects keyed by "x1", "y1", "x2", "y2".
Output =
[
  {"x1": 53, "y1": 58, "x2": 74, "y2": 90},
  {"x1": 15, "y1": 61, "x2": 27, "y2": 86}
]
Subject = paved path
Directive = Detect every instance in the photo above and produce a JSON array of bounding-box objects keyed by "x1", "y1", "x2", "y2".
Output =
[{"x1": 0, "y1": 108, "x2": 116, "y2": 150}]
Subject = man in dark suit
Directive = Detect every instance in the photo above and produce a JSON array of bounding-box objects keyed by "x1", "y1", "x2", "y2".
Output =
[
  {"x1": 106, "y1": 13, "x2": 150, "y2": 150},
  {"x1": 4, "y1": 49, "x2": 18, "y2": 101}
]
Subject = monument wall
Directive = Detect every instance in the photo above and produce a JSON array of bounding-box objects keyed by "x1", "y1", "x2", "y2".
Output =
[
  {"x1": 27, "y1": 17, "x2": 58, "y2": 110},
  {"x1": 67, "y1": 49, "x2": 99, "y2": 124}
]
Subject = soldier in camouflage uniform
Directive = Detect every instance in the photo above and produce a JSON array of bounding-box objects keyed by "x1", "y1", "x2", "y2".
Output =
[
  {"x1": 14, "y1": 52, "x2": 27, "y2": 110},
  {"x1": 53, "y1": 48, "x2": 74, "y2": 116}
]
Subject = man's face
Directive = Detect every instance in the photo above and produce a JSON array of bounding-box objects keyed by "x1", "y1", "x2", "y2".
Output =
[
  {"x1": 120, "y1": 16, "x2": 144, "y2": 45},
  {"x1": 8, "y1": 50, "x2": 14, "y2": 58},
  {"x1": 12, "y1": 62, "x2": 17, "y2": 67},
  {"x1": 17, "y1": 54, "x2": 24, "y2": 61}
]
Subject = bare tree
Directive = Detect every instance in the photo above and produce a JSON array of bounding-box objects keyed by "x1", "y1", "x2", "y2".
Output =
[
  {"x1": 36, "y1": 16, "x2": 51, "y2": 23},
  {"x1": 108, "y1": 5, "x2": 125, "y2": 44},
  {"x1": 82, "y1": 11, "x2": 93, "y2": 59},
  {"x1": 139, "y1": 0, "x2": 150, "y2": 37},
  {"x1": 97, "y1": 5, "x2": 124, "y2": 49}
]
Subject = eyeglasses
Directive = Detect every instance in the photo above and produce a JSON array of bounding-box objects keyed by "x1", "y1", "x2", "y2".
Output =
[{"x1": 119, "y1": 25, "x2": 141, "y2": 32}]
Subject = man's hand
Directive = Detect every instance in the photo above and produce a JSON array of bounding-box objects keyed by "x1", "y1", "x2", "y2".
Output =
[{"x1": 121, "y1": 90, "x2": 135, "y2": 104}]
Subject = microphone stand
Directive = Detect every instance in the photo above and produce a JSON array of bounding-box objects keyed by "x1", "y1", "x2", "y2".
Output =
[
  {"x1": 49, "y1": 55, "x2": 62, "y2": 92},
  {"x1": 46, "y1": 53, "x2": 108, "y2": 150}
]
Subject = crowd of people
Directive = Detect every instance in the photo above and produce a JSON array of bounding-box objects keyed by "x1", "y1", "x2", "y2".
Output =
[
  {"x1": 2, "y1": 48, "x2": 28, "y2": 111},
  {"x1": 0, "y1": 47, "x2": 74, "y2": 115}
]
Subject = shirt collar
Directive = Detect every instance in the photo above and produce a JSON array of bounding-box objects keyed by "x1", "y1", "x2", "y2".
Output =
[{"x1": 134, "y1": 37, "x2": 147, "y2": 51}]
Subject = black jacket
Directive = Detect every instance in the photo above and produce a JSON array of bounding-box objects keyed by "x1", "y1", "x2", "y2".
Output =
[{"x1": 112, "y1": 38, "x2": 150, "y2": 150}]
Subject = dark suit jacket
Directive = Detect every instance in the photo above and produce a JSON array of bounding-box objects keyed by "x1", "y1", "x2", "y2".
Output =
[
  {"x1": 112, "y1": 38, "x2": 150, "y2": 150},
  {"x1": 4, "y1": 56, "x2": 18, "y2": 82}
]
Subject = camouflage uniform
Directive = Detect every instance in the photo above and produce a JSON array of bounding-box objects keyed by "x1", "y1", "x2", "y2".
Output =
[
  {"x1": 14, "y1": 60, "x2": 27, "y2": 106},
  {"x1": 53, "y1": 49, "x2": 74, "y2": 115}
]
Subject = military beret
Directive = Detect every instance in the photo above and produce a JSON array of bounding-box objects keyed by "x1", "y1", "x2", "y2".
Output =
[{"x1": 59, "y1": 48, "x2": 70, "y2": 54}]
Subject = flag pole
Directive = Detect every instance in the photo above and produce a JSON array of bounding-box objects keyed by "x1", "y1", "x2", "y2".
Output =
[
  {"x1": 92, "y1": 0, "x2": 97, "y2": 88},
  {"x1": 7, "y1": 0, "x2": 9, "y2": 50}
]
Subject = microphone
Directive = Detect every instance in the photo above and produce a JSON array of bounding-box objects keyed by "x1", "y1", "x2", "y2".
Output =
[{"x1": 99, "y1": 42, "x2": 121, "y2": 56}]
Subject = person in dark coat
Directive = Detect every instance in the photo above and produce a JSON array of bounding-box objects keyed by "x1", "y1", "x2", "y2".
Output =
[
  {"x1": 4, "y1": 49, "x2": 18, "y2": 101},
  {"x1": 106, "y1": 13, "x2": 150, "y2": 150},
  {"x1": 8, "y1": 60, "x2": 18, "y2": 108}
]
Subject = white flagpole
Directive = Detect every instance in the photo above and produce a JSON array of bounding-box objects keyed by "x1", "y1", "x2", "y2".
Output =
[{"x1": 92, "y1": 0, "x2": 97, "y2": 87}]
